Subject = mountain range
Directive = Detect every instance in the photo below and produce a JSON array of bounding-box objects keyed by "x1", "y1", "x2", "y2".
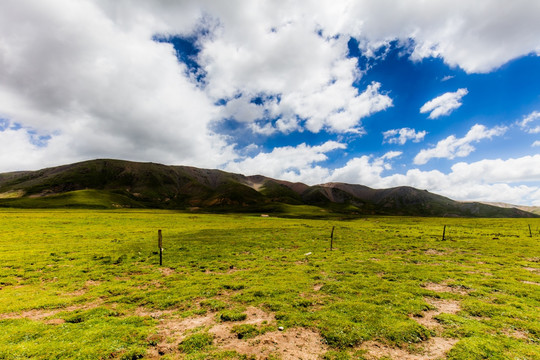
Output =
[{"x1": 0, "y1": 159, "x2": 537, "y2": 218}]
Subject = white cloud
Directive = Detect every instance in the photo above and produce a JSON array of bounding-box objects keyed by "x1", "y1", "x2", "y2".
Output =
[
  {"x1": 381, "y1": 151, "x2": 402, "y2": 160},
  {"x1": 234, "y1": 150, "x2": 540, "y2": 205},
  {"x1": 414, "y1": 124, "x2": 507, "y2": 165},
  {"x1": 518, "y1": 111, "x2": 540, "y2": 127},
  {"x1": 1, "y1": 0, "x2": 540, "y2": 184},
  {"x1": 224, "y1": 141, "x2": 346, "y2": 183},
  {"x1": 420, "y1": 88, "x2": 468, "y2": 119},
  {"x1": 327, "y1": 154, "x2": 540, "y2": 205},
  {"x1": 199, "y1": 15, "x2": 393, "y2": 134},
  {"x1": 383, "y1": 128, "x2": 427, "y2": 145},
  {"x1": 340, "y1": 1, "x2": 540, "y2": 73},
  {"x1": 533, "y1": 141, "x2": 540, "y2": 147},
  {"x1": 518, "y1": 111, "x2": 540, "y2": 134},
  {"x1": 0, "y1": 0, "x2": 237, "y2": 172}
]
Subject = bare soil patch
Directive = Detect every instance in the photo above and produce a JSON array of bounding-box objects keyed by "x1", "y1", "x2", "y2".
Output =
[
  {"x1": 425, "y1": 249, "x2": 445, "y2": 256},
  {"x1": 158, "y1": 267, "x2": 176, "y2": 276},
  {"x1": 413, "y1": 298, "x2": 460, "y2": 331},
  {"x1": 423, "y1": 282, "x2": 469, "y2": 295},
  {"x1": 146, "y1": 312, "x2": 216, "y2": 358},
  {"x1": 218, "y1": 328, "x2": 326, "y2": 360},
  {"x1": 145, "y1": 306, "x2": 327, "y2": 359},
  {"x1": 502, "y1": 328, "x2": 529, "y2": 340},
  {"x1": 361, "y1": 337, "x2": 457, "y2": 360}
]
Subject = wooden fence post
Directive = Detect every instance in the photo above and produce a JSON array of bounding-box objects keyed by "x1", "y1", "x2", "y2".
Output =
[
  {"x1": 529, "y1": 224, "x2": 532, "y2": 238},
  {"x1": 158, "y1": 230, "x2": 163, "y2": 266},
  {"x1": 442, "y1": 225, "x2": 446, "y2": 241},
  {"x1": 330, "y1": 226, "x2": 335, "y2": 250}
]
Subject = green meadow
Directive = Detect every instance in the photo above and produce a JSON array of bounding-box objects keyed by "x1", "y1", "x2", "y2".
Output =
[{"x1": 0, "y1": 209, "x2": 539, "y2": 359}]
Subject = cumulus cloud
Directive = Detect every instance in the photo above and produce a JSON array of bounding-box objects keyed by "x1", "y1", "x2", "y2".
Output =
[
  {"x1": 0, "y1": 0, "x2": 236, "y2": 172},
  {"x1": 326, "y1": 154, "x2": 540, "y2": 205},
  {"x1": 198, "y1": 14, "x2": 393, "y2": 134},
  {"x1": 383, "y1": 128, "x2": 427, "y2": 145},
  {"x1": 342, "y1": 1, "x2": 540, "y2": 73},
  {"x1": 224, "y1": 141, "x2": 346, "y2": 183},
  {"x1": 223, "y1": 144, "x2": 540, "y2": 205},
  {"x1": 420, "y1": 88, "x2": 468, "y2": 119},
  {"x1": 533, "y1": 141, "x2": 540, "y2": 147},
  {"x1": 414, "y1": 124, "x2": 507, "y2": 165}
]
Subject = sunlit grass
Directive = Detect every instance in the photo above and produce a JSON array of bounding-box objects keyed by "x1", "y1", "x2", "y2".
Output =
[{"x1": 0, "y1": 209, "x2": 538, "y2": 359}]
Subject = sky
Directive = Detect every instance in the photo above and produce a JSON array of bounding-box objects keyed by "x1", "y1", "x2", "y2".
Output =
[{"x1": 1, "y1": 1, "x2": 540, "y2": 205}]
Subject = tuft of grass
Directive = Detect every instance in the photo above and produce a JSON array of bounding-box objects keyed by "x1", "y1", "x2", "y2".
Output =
[
  {"x1": 231, "y1": 324, "x2": 259, "y2": 339},
  {"x1": 219, "y1": 310, "x2": 247, "y2": 322},
  {"x1": 231, "y1": 324, "x2": 273, "y2": 339},
  {"x1": 200, "y1": 299, "x2": 228, "y2": 311},
  {"x1": 178, "y1": 332, "x2": 214, "y2": 353}
]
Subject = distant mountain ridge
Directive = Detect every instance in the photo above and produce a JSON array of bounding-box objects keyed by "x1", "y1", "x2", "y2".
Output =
[{"x1": 0, "y1": 159, "x2": 536, "y2": 218}]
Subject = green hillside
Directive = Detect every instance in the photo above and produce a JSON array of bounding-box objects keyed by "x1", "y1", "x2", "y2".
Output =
[{"x1": 0, "y1": 159, "x2": 536, "y2": 218}]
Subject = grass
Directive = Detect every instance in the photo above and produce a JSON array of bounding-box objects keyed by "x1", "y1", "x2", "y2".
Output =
[
  {"x1": 0, "y1": 189, "x2": 142, "y2": 209},
  {"x1": 0, "y1": 209, "x2": 539, "y2": 359}
]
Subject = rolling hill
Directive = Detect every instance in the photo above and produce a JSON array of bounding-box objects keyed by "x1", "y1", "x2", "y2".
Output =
[{"x1": 0, "y1": 159, "x2": 536, "y2": 218}]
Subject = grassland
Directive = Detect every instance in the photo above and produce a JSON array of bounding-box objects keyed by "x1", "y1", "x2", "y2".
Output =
[{"x1": 0, "y1": 209, "x2": 539, "y2": 359}]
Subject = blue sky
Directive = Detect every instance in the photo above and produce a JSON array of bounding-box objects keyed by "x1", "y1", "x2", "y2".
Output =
[{"x1": 1, "y1": 0, "x2": 540, "y2": 205}]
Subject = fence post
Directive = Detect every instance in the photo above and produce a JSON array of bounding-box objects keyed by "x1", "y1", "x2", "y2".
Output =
[
  {"x1": 158, "y1": 230, "x2": 163, "y2": 266},
  {"x1": 442, "y1": 225, "x2": 446, "y2": 241},
  {"x1": 529, "y1": 224, "x2": 532, "y2": 238},
  {"x1": 330, "y1": 226, "x2": 335, "y2": 250}
]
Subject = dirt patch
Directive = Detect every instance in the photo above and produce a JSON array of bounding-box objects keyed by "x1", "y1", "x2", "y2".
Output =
[
  {"x1": 146, "y1": 312, "x2": 216, "y2": 358},
  {"x1": 522, "y1": 280, "x2": 540, "y2": 286},
  {"x1": 158, "y1": 267, "x2": 176, "y2": 276},
  {"x1": 218, "y1": 328, "x2": 326, "y2": 360},
  {"x1": 413, "y1": 298, "x2": 460, "y2": 331},
  {"x1": 423, "y1": 282, "x2": 469, "y2": 295},
  {"x1": 137, "y1": 280, "x2": 163, "y2": 290},
  {"x1": 425, "y1": 249, "x2": 444, "y2": 256},
  {"x1": 63, "y1": 289, "x2": 87, "y2": 296},
  {"x1": 360, "y1": 337, "x2": 457, "y2": 360},
  {"x1": 313, "y1": 284, "x2": 323, "y2": 291},
  {"x1": 523, "y1": 267, "x2": 539, "y2": 272},
  {"x1": 145, "y1": 306, "x2": 327, "y2": 359},
  {"x1": 502, "y1": 328, "x2": 529, "y2": 340}
]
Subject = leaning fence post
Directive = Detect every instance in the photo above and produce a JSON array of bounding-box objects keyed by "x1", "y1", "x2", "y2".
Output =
[
  {"x1": 158, "y1": 230, "x2": 163, "y2": 266},
  {"x1": 330, "y1": 226, "x2": 335, "y2": 250},
  {"x1": 442, "y1": 225, "x2": 446, "y2": 241}
]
